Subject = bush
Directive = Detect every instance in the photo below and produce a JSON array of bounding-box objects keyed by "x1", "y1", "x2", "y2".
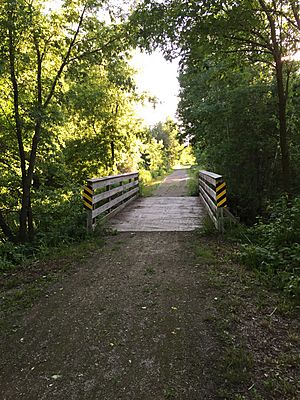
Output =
[
  {"x1": 0, "y1": 187, "x2": 88, "y2": 272},
  {"x1": 138, "y1": 169, "x2": 152, "y2": 184},
  {"x1": 238, "y1": 196, "x2": 300, "y2": 297},
  {"x1": 34, "y1": 189, "x2": 87, "y2": 249}
]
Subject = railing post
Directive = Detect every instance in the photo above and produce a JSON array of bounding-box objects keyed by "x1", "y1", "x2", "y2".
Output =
[
  {"x1": 83, "y1": 182, "x2": 94, "y2": 232},
  {"x1": 216, "y1": 178, "x2": 227, "y2": 233},
  {"x1": 199, "y1": 170, "x2": 227, "y2": 232},
  {"x1": 87, "y1": 209, "x2": 93, "y2": 232},
  {"x1": 218, "y1": 208, "x2": 224, "y2": 233}
]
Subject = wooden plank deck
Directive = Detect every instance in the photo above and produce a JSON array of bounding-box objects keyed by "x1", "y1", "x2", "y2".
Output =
[{"x1": 110, "y1": 196, "x2": 204, "y2": 232}]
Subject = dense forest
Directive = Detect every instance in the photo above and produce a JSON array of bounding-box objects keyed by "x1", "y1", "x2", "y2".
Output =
[{"x1": 0, "y1": 1, "x2": 299, "y2": 296}]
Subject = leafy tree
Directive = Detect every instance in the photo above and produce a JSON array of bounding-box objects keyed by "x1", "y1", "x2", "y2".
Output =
[
  {"x1": 131, "y1": 0, "x2": 300, "y2": 193},
  {"x1": 150, "y1": 118, "x2": 182, "y2": 168},
  {"x1": 0, "y1": 0, "x2": 133, "y2": 242}
]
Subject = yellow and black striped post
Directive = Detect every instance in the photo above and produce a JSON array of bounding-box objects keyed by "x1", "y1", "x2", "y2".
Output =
[
  {"x1": 83, "y1": 184, "x2": 93, "y2": 210},
  {"x1": 83, "y1": 184, "x2": 94, "y2": 231},
  {"x1": 216, "y1": 180, "x2": 227, "y2": 208},
  {"x1": 215, "y1": 179, "x2": 227, "y2": 232}
]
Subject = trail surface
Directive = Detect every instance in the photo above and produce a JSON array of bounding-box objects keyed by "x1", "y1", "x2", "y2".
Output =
[
  {"x1": 110, "y1": 167, "x2": 204, "y2": 232},
  {"x1": 153, "y1": 167, "x2": 190, "y2": 197},
  {"x1": 0, "y1": 232, "x2": 220, "y2": 399}
]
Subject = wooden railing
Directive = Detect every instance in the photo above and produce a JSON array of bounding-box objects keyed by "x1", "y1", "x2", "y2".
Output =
[
  {"x1": 83, "y1": 172, "x2": 139, "y2": 231},
  {"x1": 199, "y1": 170, "x2": 227, "y2": 232}
]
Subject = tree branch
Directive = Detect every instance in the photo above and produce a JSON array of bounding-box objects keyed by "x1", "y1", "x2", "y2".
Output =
[
  {"x1": 43, "y1": 4, "x2": 88, "y2": 109},
  {"x1": 67, "y1": 36, "x2": 119, "y2": 64},
  {"x1": 290, "y1": 0, "x2": 300, "y2": 31},
  {"x1": 224, "y1": 34, "x2": 273, "y2": 53},
  {"x1": 8, "y1": 5, "x2": 26, "y2": 182}
]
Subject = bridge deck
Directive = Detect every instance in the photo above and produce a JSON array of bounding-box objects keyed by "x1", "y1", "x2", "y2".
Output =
[{"x1": 110, "y1": 196, "x2": 204, "y2": 232}]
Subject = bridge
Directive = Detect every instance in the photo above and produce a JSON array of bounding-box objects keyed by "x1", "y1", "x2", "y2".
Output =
[{"x1": 83, "y1": 167, "x2": 230, "y2": 232}]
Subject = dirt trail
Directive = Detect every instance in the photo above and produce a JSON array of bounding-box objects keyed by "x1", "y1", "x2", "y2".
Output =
[
  {"x1": 0, "y1": 233, "x2": 220, "y2": 399},
  {"x1": 153, "y1": 168, "x2": 190, "y2": 197}
]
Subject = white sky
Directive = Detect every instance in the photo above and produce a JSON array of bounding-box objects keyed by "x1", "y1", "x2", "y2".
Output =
[{"x1": 131, "y1": 51, "x2": 180, "y2": 126}]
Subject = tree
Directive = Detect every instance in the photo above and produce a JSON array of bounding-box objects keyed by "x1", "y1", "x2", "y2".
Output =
[
  {"x1": 0, "y1": 0, "x2": 132, "y2": 242},
  {"x1": 131, "y1": 0, "x2": 300, "y2": 192},
  {"x1": 150, "y1": 119, "x2": 182, "y2": 168}
]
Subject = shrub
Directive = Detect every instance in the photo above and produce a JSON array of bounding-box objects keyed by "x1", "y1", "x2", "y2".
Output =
[
  {"x1": 238, "y1": 196, "x2": 300, "y2": 297},
  {"x1": 0, "y1": 187, "x2": 88, "y2": 272}
]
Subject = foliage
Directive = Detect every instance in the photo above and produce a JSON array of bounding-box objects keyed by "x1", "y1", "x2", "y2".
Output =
[
  {"x1": 138, "y1": 119, "x2": 183, "y2": 180},
  {"x1": 179, "y1": 60, "x2": 286, "y2": 223},
  {"x1": 0, "y1": 187, "x2": 87, "y2": 271},
  {"x1": 0, "y1": 0, "x2": 140, "y2": 243},
  {"x1": 179, "y1": 146, "x2": 196, "y2": 166},
  {"x1": 131, "y1": 0, "x2": 300, "y2": 222},
  {"x1": 238, "y1": 196, "x2": 300, "y2": 297},
  {"x1": 187, "y1": 165, "x2": 200, "y2": 196}
]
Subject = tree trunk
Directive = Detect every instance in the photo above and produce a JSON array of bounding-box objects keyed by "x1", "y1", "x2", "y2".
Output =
[
  {"x1": 18, "y1": 120, "x2": 42, "y2": 243},
  {"x1": 259, "y1": 0, "x2": 291, "y2": 193},
  {"x1": 0, "y1": 210, "x2": 15, "y2": 243},
  {"x1": 18, "y1": 176, "x2": 31, "y2": 243},
  {"x1": 274, "y1": 57, "x2": 290, "y2": 193}
]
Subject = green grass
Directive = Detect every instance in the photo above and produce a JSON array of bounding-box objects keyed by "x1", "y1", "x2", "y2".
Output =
[
  {"x1": 187, "y1": 165, "x2": 201, "y2": 196},
  {"x1": 195, "y1": 246, "x2": 216, "y2": 264},
  {"x1": 144, "y1": 266, "x2": 156, "y2": 276},
  {"x1": 139, "y1": 169, "x2": 173, "y2": 197},
  {"x1": 192, "y1": 233, "x2": 300, "y2": 399},
  {"x1": 163, "y1": 387, "x2": 177, "y2": 399}
]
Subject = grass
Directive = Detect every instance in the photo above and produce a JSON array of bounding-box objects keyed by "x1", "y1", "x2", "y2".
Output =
[
  {"x1": 187, "y1": 165, "x2": 201, "y2": 196},
  {"x1": 139, "y1": 169, "x2": 173, "y2": 197},
  {"x1": 144, "y1": 266, "x2": 156, "y2": 276},
  {"x1": 192, "y1": 233, "x2": 300, "y2": 400},
  {"x1": 0, "y1": 234, "x2": 106, "y2": 331},
  {"x1": 194, "y1": 246, "x2": 216, "y2": 264},
  {"x1": 163, "y1": 387, "x2": 177, "y2": 399}
]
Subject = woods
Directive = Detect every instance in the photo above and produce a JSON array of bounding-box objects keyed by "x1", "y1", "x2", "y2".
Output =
[
  {"x1": 1, "y1": 3, "x2": 299, "y2": 399},
  {"x1": 131, "y1": 0, "x2": 300, "y2": 212},
  {"x1": 0, "y1": 1, "x2": 183, "y2": 249}
]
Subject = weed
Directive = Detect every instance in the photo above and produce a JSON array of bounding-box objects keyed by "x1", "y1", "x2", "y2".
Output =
[
  {"x1": 198, "y1": 216, "x2": 217, "y2": 236},
  {"x1": 222, "y1": 347, "x2": 254, "y2": 385},
  {"x1": 163, "y1": 387, "x2": 177, "y2": 399},
  {"x1": 195, "y1": 246, "x2": 216, "y2": 264},
  {"x1": 145, "y1": 267, "x2": 155, "y2": 276},
  {"x1": 187, "y1": 165, "x2": 201, "y2": 196},
  {"x1": 143, "y1": 286, "x2": 153, "y2": 295}
]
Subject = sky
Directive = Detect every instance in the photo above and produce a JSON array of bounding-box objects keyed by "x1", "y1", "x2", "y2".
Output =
[{"x1": 131, "y1": 51, "x2": 180, "y2": 126}]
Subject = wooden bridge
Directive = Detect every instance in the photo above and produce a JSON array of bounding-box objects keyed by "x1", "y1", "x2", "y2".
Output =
[{"x1": 83, "y1": 168, "x2": 230, "y2": 232}]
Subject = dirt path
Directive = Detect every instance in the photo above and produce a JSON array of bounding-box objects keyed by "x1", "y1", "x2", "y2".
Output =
[
  {"x1": 0, "y1": 233, "x2": 221, "y2": 399},
  {"x1": 153, "y1": 168, "x2": 190, "y2": 197}
]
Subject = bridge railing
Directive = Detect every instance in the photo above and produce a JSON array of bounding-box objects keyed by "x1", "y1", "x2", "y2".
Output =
[
  {"x1": 83, "y1": 172, "x2": 139, "y2": 231},
  {"x1": 199, "y1": 170, "x2": 227, "y2": 232}
]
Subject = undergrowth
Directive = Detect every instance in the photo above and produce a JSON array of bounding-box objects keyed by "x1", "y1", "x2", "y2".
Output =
[
  {"x1": 0, "y1": 188, "x2": 106, "y2": 274},
  {"x1": 139, "y1": 168, "x2": 172, "y2": 197},
  {"x1": 227, "y1": 196, "x2": 300, "y2": 299},
  {"x1": 187, "y1": 165, "x2": 201, "y2": 196}
]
